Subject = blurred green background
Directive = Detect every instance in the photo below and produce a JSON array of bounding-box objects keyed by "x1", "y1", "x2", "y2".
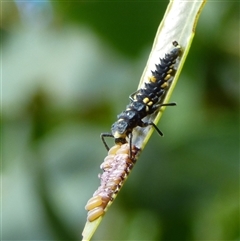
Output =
[{"x1": 2, "y1": 1, "x2": 239, "y2": 241}]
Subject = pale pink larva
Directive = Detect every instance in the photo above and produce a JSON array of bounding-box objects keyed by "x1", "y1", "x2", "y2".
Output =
[{"x1": 85, "y1": 144, "x2": 139, "y2": 222}]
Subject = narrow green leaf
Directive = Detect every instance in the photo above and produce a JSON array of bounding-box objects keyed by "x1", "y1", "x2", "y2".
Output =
[
  {"x1": 133, "y1": 0, "x2": 207, "y2": 150},
  {"x1": 82, "y1": 1, "x2": 207, "y2": 240}
]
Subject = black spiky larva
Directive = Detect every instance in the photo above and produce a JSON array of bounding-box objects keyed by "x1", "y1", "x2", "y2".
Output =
[
  {"x1": 101, "y1": 41, "x2": 182, "y2": 158},
  {"x1": 85, "y1": 144, "x2": 139, "y2": 222},
  {"x1": 85, "y1": 41, "x2": 181, "y2": 221}
]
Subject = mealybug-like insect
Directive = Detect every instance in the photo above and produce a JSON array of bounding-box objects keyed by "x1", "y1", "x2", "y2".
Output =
[
  {"x1": 101, "y1": 41, "x2": 182, "y2": 157},
  {"x1": 85, "y1": 144, "x2": 138, "y2": 221}
]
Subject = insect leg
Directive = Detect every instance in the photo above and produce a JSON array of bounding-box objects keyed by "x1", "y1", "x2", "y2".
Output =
[
  {"x1": 139, "y1": 121, "x2": 164, "y2": 136},
  {"x1": 160, "y1": 102, "x2": 177, "y2": 107},
  {"x1": 147, "y1": 122, "x2": 164, "y2": 136},
  {"x1": 155, "y1": 102, "x2": 177, "y2": 109},
  {"x1": 150, "y1": 102, "x2": 177, "y2": 113},
  {"x1": 100, "y1": 133, "x2": 113, "y2": 151},
  {"x1": 128, "y1": 132, "x2": 133, "y2": 159}
]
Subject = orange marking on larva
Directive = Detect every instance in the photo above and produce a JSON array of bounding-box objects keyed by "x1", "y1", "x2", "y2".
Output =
[
  {"x1": 148, "y1": 101, "x2": 153, "y2": 106},
  {"x1": 164, "y1": 74, "x2": 171, "y2": 81},
  {"x1": 85, "y1": 195, "x2": 102, "y2": 211},
  {"x1": 161, "y1": 82, "x2": 168, "y2": 88},
  {"x1": 149, "y1": 76, "x2": 157, "y2": 83},
  {"x1": 143, "y1": 97, "x2": 149, "y2": 104}
]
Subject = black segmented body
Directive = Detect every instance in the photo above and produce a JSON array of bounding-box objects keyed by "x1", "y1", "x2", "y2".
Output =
[{"x1": 101, "y1": 41, "x2": 182, "y2": 156}]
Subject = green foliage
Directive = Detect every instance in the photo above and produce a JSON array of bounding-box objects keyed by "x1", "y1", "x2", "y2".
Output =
[
  {"x1": 2, "y1": 1, "x2": 239, "y2": 241},
  {"x1": 55, "y1": 1, "x2": 167, "y2": 57}
]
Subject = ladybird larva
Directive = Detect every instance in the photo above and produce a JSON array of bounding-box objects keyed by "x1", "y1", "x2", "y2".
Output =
[{"x1": 100, "y1": 42, "x2": 181, "y2": 159}]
